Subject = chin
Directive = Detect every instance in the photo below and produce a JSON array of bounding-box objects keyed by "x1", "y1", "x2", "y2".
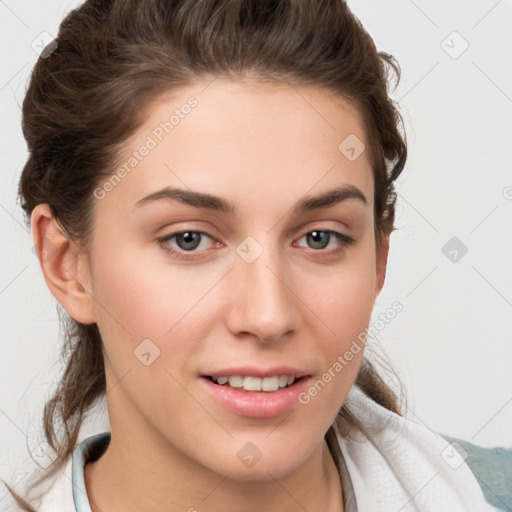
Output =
[
  {"x1": 200, "y1": 443, "x2": 312, "y2": 483},
  {"x1": 221, "y1": 460, "x2": 300, "y2": 483}
]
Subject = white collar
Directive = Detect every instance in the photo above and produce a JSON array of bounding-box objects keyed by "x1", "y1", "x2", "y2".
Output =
[{"x1": 335, "y1": 384, "x2": 499, "y2": 511}]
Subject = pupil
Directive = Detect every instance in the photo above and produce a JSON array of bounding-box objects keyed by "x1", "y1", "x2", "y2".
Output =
[
  {"x1": 178, "y1": 232, "x2": 200, "y2": 250},
  {"x1": 308, "y1": 230, "x2": 329, "y2": 249}
]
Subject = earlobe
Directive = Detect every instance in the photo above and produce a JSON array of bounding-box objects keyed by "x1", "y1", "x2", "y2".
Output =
[{"x1": 31, "y1": 204, "x2": 96, "y2": 324}]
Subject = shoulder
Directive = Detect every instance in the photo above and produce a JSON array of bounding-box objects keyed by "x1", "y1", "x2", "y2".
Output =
[{"x1": 439, "y1": 433, "x2": 512, "y2": 511}]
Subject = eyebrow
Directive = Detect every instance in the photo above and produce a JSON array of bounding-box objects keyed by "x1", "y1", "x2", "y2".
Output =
[{"x1": 132, "y1": 184, "x2": 368, "y2": 215}]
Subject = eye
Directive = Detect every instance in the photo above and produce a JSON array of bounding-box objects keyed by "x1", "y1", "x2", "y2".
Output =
[
  {"x1": 157, "y1": 231, "x2": 216, "y2": 258},
  {"x1": 295, "y1": 230, "x2": 355, "y2": 255},
  {"x1": 156, "y1": 228, "x2": 355, "y2": 260}
]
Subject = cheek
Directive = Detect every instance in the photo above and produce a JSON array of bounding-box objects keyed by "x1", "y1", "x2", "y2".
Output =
[
  {"x1": 300, "y1": 230, "x2": 377, "y2": 324},
  {"x1": 89, "y1": 246, "x2": 218, "y2": 402},
  {"x1": 304, "y1": 261, "x2": 377, "y2": 394},
  {"x1": 330, "y1": 272, "x2": 376, "y2": 341},
  {"x1": 90, "y1": 244, "x2": 211, "y2": 341},
  {"x1": 88, "y1": 251, "x2": 203, "y2": 420},
  {"x1": 298, "y1": 286, "x2": 372, "y2": 426},
  {"x1": 310, "y1": 259, "x2": 377, "y2": 341}
]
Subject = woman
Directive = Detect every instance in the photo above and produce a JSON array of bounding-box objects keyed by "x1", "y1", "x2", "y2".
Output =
[{"x1": 3, "y1": 0, "x2": 509, "y2": 510}]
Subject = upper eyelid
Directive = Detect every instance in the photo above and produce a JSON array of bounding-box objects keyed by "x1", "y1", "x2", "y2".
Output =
[
  {"x1": 158, "y1": 217, "x2": 354, "y2": 238},
  {"x1": 159, "y1": 227, "x2": 352, "y2": 248},
  {"x1": 160, "y1": 226, "x2": 349, "y2": 238}
]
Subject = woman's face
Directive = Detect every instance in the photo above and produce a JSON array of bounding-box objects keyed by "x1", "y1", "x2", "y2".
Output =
[{"x1": 80, "y1": 77, "x2": 387, "y2": 480}]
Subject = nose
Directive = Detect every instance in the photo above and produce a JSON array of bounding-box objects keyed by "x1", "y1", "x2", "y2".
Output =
[{"x1": 224, "y1": 241, "x2": 299, "y2": 344}]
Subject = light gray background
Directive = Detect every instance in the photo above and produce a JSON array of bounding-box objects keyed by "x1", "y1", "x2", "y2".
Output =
[{"x1": 1, "y1": 0, "x2": 511, "y2": 498}]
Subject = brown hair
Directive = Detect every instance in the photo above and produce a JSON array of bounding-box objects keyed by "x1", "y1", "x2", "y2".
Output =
[{"x1": 5, "y1": 0, "x2": 408, "y2": 509}]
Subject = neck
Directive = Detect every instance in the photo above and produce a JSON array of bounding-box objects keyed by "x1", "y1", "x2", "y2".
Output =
[{"x1": 84, "y1": 428, "x2": 344, "y2": 512}]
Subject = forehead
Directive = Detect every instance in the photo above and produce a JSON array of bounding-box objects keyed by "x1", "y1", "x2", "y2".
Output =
[{"x1": 96, "y1": 77, "x2": 374, "y2": 216}]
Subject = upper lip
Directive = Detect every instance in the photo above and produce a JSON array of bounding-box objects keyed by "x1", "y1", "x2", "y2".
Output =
[{"x1": 201, "y1": 366, "x2": 311, "y2": 379}]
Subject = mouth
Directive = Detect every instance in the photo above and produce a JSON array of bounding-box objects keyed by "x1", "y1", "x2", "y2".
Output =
[
  {"x1": 202, "y1": 374, "x2": 307, "y2": 392},
  {"x1": 199, "y1": 373, "x2": 311, "y2": 418}
]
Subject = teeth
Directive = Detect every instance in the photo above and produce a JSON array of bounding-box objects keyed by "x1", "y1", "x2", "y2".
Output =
[
  {"x1": 211, "y1": 375, "x2": 296, "y2": 392},
  {"x1": 261, "y1": 376, "x2": 279, "y2": 392},
  {"x1": 228, "y1": 376, "x2": 243, "y2": 388},
  {"x1": 243, "y1": 376, "x2": 262, "y2": 391}
]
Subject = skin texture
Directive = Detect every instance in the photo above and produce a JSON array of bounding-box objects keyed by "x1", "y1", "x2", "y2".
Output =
[{"x1": 32, "y1": 77, "x2": 391, "y2": 512}]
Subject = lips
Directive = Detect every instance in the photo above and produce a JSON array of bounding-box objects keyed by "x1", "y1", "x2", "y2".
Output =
[{"x1": 198, "y1": 365, "x2": 312, "y2": 418}]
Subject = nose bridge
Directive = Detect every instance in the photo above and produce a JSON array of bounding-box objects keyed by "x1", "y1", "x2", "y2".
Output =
[{"x1": 227, "y1": 235, "x2": 297, "y2": 342}]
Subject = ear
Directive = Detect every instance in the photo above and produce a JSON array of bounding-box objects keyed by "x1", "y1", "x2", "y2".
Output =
[
  {"x1": 374, "y1": 211, "x2": 394, "y2": 298},
  {"x1": 31, "y1": 204, "x2": 96, "y2": 324}
]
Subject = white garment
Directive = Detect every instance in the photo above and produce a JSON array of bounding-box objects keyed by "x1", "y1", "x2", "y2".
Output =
[
  {"x1": 13, "y1": 383, "x2": 500, "y2": 511},
  {"x1": 336, "y1": 384, "x2": 500, "y2": 511}
]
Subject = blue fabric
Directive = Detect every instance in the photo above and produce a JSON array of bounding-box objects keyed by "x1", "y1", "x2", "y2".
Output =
[{"x1": 439, "y1": 433, "x2": 512, "y2": 511}]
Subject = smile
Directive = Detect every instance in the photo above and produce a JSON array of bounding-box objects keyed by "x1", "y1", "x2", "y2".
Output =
[
  {"x1": 206, "y1": 375, "x2": 297, "y2": 392},
  {"x1": 200, "y1": 375, "x2": 311, "y2": 419}
]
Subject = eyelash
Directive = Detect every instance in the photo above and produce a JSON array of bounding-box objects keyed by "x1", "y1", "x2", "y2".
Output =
[{"x1": 156, "y1": 229, "x2": 356, "y2": 260}]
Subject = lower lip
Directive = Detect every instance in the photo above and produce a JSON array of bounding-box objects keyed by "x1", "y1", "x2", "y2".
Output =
[{"x1": 199, "y1": 376, "x2": 311, "y2": 419}]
